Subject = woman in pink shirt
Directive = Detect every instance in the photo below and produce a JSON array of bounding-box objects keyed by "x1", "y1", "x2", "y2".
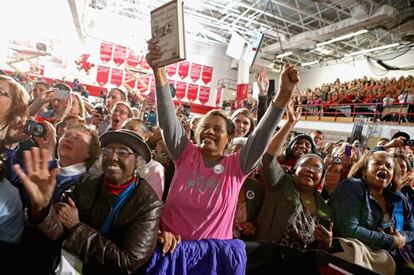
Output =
[{"x1": 146, "y1": 41, "x2": 300, "y2": 256}]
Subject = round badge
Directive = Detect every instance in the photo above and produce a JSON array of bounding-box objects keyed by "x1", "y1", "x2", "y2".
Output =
[
  {"x1": 246, "y1": 190, "x2": 255, "y2": 200},
  {"x1": 213, "y1": 164, "x2": 224, "y2": 174}
]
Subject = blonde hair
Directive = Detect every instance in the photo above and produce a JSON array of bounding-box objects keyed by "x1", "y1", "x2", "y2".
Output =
[
  {"x1": 0, "y1": 75, "x2": 30, "y2": 127},
  {"x1": 71, "y1": 92, "x2": 86, "y2": 119}
]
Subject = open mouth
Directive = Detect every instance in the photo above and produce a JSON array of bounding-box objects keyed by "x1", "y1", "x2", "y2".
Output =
[{"x1": 376, "y1": 170, "x2": 387, "y2": 180}]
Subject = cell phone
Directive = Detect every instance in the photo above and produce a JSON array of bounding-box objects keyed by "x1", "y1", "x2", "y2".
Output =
[
  {"x1": 319, "y1": 218, "x2": 332, "y2": 229},
  {"x1": 54, "y1": 89, "x2": 70, "y2": 100},
  {"x1": 344, "y1": 145, "x2": 352, "y2": 157}
]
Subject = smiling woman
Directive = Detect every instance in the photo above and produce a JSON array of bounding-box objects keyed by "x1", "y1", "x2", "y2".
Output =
[
  {"x1": 330, "y1": 149, "x2": 414, "y2": 273},
  {"x1": 145, "y1": 39, "x2": 300, "y2": 272}
]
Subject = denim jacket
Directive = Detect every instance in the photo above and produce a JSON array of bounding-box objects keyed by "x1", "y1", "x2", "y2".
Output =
[{"x1": 330, "y1": 177, "x2": 414, "y2": 251}]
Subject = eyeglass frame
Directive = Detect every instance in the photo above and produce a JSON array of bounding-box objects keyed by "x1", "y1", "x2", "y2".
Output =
[
  {"x1": 101, "y1": 147, "x2": 136, "y2": 158},
  {"x1": 298, "y1": 162, "x2": 323, "y2": 174}
]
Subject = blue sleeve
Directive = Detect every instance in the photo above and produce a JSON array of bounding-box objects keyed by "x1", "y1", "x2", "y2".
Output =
[
  {"x1": 401, "y1": 194, "x2": 414, "y2": 243},
  {"x1": 330, "y1": 179, "x2": 395, "y2": 250}
]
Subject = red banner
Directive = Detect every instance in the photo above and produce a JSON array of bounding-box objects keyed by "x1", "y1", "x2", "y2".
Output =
[
  {"x1": 113, "y1": 45, "x2": 127, "y2": 66},
  {"x1": 200, "y1": 86, "x2": 211, "y2": 104},
  {"x1": 127, "y1": 49, "x2": 139, "y2": 67},
  {"x1": 100, "y1": 42, "x2": 113, "y2": 63},
  {"x1": 215, "y1": 87, "x2": 222, "y2": 106},
  {"x1": 167, "y1": 63, "x2": 178, "y2": 77},
  {"x1": 190, "y1": 63, "x2": 202, "y2": 82},
  {"x1": 140, "y1": 55, "x2": 151, "y2": 71},
  {"x1": 137, "y1": 73, "x2": 150, "y2": 93},
  {"x1": 236, "y1": 83, "x2": 249, "y2": 108},
  {"x1": 175, "y1": 81, "x2": 187, "y2": 100},
  {"x1": 202, "y1": 65, "x2": 213, "y2": 84},
  {"x1": 110, "y1": 68, "x2": 124, "y2": 87},
  {"x1": 96, "y1": 66, "x2": 110, "y2": 86},
  {"x1": 187, "y1": 84, "x2": 199, "y2": 102},
  {"x1": 178, "y1": 61, "x2": 190, "y2": 79},
  {"x1": 124, "y1": 71, "x2": 137, "y2": 90}
]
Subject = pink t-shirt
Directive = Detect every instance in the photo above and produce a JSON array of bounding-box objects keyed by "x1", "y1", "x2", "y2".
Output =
[{"x1": 161, "y1": 142, "x2": 247, "y2": 240}]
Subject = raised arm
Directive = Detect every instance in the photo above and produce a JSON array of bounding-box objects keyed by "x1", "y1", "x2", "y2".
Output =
[
  {"x1": 146, "y1": 40, "x2": 188, "y2": 160},
  {"x1": 240, "y1": 64, "x2": 300, "y2": 174},
  {"x1": 266, "y1": 100, "x2": 301, "y2": 157},
  {"x1": 256, "y1": 67, "x2": 269, "y2": 123}
]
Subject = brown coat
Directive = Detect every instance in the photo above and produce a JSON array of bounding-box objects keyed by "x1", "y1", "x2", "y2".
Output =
[{"x1": 36, "y1": 173, "x2": 163, "y2": 275}]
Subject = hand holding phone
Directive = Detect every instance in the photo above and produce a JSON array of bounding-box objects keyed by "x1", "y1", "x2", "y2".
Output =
[
  {"x1": 344, "y1": 144, "x2": 352, "y2": 157},
  {"x1": 54, "y1": 89, "x2": 70, "y2": 100}
]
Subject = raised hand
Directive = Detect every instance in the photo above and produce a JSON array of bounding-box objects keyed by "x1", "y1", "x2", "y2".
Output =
[
  {"x1": 13, "y1": 148, "x2": 57, "y2": 212},
  {"x1": 256, "y1": 67, "x2": 269, "y2": 96},
  {"x1": 146, "y1": 39, "x2": 164, "y2": 70},
  {"x1": 287, "y1": 99, "x2": 302, "y2": 124},
  {"x1": 146, "y1": 39, "x2": 168, "y2": 87},
  {"x1": 273, "y1": 64, "x2": 300, "y2": 108}
]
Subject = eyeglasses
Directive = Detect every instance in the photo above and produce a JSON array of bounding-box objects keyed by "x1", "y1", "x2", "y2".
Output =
[
  {"x1": 299, "y1": 163, "x2": 323, "y2": 174},
  {"x1": 0, "y1": 89, "x2": 12, "y2": 99},
  {"x1": 102, "y1": 147, "x2": 135, "y2": 158}
]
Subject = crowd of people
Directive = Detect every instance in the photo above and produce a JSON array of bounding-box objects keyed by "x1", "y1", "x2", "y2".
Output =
[
  {"x1": 0, "y1": 39, "x2": 413, "y2": 275},
  {"x1": 223, "y1": 74, "x2": 414, "y2": 123}
]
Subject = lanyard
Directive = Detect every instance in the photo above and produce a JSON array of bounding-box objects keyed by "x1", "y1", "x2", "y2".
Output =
[{"x1": 100, "y1": 179, "x2": 138, "y2": 236}]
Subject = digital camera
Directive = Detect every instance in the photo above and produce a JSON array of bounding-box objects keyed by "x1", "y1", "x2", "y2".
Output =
[{"x1": 23, "y1": 120, "x2": 47, "y2": 138}]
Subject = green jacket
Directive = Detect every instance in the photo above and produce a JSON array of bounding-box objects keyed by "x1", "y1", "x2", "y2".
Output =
[{"x1": 253, "y1": 153, "x2": 332, "y2": 242}]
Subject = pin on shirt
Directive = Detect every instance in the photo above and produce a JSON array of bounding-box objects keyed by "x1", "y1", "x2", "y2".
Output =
[{"x1": 213, "y1": 164, "x2": 224, "y2": 174}]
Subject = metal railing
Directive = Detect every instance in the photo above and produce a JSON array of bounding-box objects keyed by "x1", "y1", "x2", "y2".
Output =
[{"x1": 296, "y1": 102, "x2": 413, "y2": 124}]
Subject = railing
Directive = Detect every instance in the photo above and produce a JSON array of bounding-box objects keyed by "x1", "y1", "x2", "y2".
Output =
[{"x1": 296, "y1": 102, "x2": 413, "y2": 124}]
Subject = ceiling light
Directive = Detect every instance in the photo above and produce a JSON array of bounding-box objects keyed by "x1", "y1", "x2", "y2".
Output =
[
  {"x1": 301, "y1": 60, "x2": 319, "y2": 66},
  {"x1": 316, "y1": 29, "x2": 368, "y2": 47},
  {"x1": 344, "y1": 43, "x2": 400, "y2": 57},
  {"x1": 276, "y1": 51, "x2": 292, "y2": 58}
]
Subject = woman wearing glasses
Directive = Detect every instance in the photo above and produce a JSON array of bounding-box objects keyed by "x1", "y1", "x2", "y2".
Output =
[{"x1": 249, "y1": 102, "x2": 333, "y2": 273}]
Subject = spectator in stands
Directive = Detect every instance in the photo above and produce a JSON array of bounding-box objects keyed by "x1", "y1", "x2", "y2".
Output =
[
  {"x1": 0, "y1": 75, "x2": 29, "y2": 260},
  {"x1": 330, "y1": 149, "x2": 414, "y2": 274},
  {"x1": 278, "y1": 132, "x2": 317, "y2": 173},
  {"x1": 189, "y1": 116, "x2": 201, "y2": 142},
  {"x1": 6, "y1": 123, "x2": 100, "y2": 274},
  {"x1": 310, "y1": 130, "x2": 325, "y2": 157},
  {"x1": 231, "y1": 108, "x2": 255, "y2": 138},
  {"x1": 69, "y1": 92, "x2": 86, "y2": 119},
  {"x1": 31, "y1": 80, "x2": 49, "y2": 103},
  {"x1": 395, "y1": 154, "x2": 414, "y2": 206},
  {"x1": 98, "y1": 88, "x2": 128, "y2": 133},
  {"x1": 249, "y1": 104, "x2": 333, "y2": 273},
  {"x1": 13, "y1": 129, "x2": 163, "y2": 275},
  {"x1": 146, "y1": 40, "x2": 298, "y2": 273},
  {"x1": 122, "y1": 118, "x2": 165, "y2": 199},
  {"x1": 55, "y1": 114, "x2": 85, "y2": 141},
  {"x1": 377, "y1": 137, "x2": 390, "y2": 147},
  {"x1": 110, "y1": 102, "x2": 133, "y2": 130}
]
